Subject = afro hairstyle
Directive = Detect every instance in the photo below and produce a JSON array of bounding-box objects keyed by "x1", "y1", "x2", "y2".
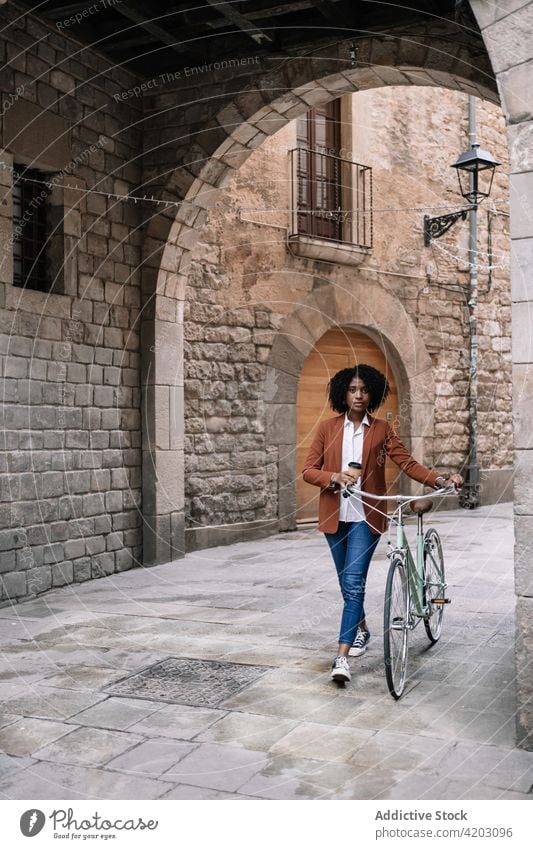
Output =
[{"x1": 328, "y1": 363, "x2": 390, "y2": 414}]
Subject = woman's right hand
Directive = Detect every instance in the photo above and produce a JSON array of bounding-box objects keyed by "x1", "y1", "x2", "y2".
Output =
[{"x1": 331, "y1": 470, "x2": 360, "y2": 488}]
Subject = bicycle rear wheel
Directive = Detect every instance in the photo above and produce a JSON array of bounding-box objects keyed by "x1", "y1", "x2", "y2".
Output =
[
  {"x1": 383, "y1": 556, "x2": 409, "y2": 699},
  {"x1": 423, "y1": 527, "x2": 446, "y2": 643}
]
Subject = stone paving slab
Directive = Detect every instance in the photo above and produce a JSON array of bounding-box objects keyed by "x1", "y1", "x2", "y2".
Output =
[
  {"x1": 268, "y1": 721, "x2": 373, "y2": 763},
  {"x1": 128, "y1": 703, "x2": 227, "y2": 741},
  {"x1": 320, "y1": 766, "x2": 418, "y2": 801},
  {"x1": 1, "y1": 502, "x2": 532, "y2": 800},
  {"x1": 431, "y1": 740, "x2": 533, "y2": 794},
  {"x1": 221, "y1": 681, "x2": 365, "y2": 721},
  {"x1": 33, "y1": 726, "x2": 143, "y2": 768},
  {"x1": 348, "y1": 729, "x2": 454, "y2": 774},
  {"x1": 0, "y1": 761, "x2": 174, "y2": 800},
  {"x1": 237, "y1": 754, "x2": 366, "y2": 800},
  {"x1": 42, "y1": 665, "x2": 131, "y2": 691},
  {"x1": 106, "y1": 738, "x2": 197, "y2": 778},
  {"x1": 161, "y1": 742, "x2": 270, "y2": 792},
  {"x1": 0, "y1": 717, "x2": 73, "y2": 757},
  {"x1": 0, "y1": 753, "x2": 36, "y2": 779},
  {"x1": 195, "y1": 711, "x2": 298, "y2": 751},
  {"x1": 65, "y1": 696, "x2": 162, "y2": 731},
  {"x1": 2, "y1": 688, "x2": 106, "y2": 721}
]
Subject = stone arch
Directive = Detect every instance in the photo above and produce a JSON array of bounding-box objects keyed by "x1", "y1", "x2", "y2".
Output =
[
  {"x1": 142, "y1": 41, "x2": 498, "y2": 569},
  {"x1": 264, "y1": 280, "x2": 435, "y2": 530},
  {"x1": 152, "y1": 47, "x2": 498, "y2": 299}
]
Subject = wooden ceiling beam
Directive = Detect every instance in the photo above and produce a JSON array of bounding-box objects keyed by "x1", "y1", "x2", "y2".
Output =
[
  {"x1": 204, "y1": 0, "x2": 276, "y2": 47},
  {"x1": 309, "y1": 0, "x2": 343, "y2": 26},
  {"x1": 114, "y1": 3, "x2": 197, "y2": 56}
]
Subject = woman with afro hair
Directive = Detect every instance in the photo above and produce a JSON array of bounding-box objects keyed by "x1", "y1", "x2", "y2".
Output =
[{"x1": 302, "y1": 363, "x2": 463, "y2": 684}]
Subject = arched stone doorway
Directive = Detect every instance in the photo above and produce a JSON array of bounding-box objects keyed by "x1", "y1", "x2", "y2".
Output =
[
  {"x1": 265, "y1": 280, "x2": 435, "y2": 533},
  {"x1": 296, "y1": 327, "x2": 400, "y2": 523}
]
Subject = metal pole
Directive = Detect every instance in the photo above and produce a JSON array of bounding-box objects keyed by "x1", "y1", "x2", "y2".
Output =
[{"x1": 462, "y1": 95, "x2": 480, "y2": 508}]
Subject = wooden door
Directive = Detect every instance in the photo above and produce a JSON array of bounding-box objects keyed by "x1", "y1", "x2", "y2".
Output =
[{"x1": 296, "y1": 328, "x2": 400, "y2": 523}]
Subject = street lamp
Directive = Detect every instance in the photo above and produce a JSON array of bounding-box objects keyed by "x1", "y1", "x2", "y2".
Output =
[
  {"x1": 424, "y1": 110, "x2": 502, "y2": 510},
  {"x1": 452, "y1": 143, "x2": 500, "y2": 204},
  {"x1": 423, "y1": 142, "x2": 500, "y2": 246}
]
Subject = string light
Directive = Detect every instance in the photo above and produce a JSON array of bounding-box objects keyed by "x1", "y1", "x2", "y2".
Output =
[
  {"x1": 236, "y1": 204, "x2": 499, "y2": 214},
  {"x1": 1, "y1": 164, "x2": 186, "y2": 209},
  {"x1": 1, "y1": 167, "x2": 510, "y2": 218}
]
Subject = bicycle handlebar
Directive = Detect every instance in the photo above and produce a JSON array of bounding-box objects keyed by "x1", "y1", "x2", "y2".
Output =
[
  {"x1": 341, "y1": 486, "x2": 457, "y2": 526},
  {"x1": 342, "y1": 486, "x2": 457, "y2": 502}
]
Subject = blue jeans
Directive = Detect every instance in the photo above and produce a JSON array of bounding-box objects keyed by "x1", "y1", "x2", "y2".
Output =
[{"x1": 325, "y1": 521, "x2": 381, "y2": 647}]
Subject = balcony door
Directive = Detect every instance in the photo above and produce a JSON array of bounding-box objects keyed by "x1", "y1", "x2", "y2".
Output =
[{"x1": 296, "y1": 100, "x2": 342, "y2": 241}]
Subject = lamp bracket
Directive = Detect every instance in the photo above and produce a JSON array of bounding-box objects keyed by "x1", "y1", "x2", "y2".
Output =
[{"x1": 423, "y1": 207, "x2": 475, "y2": 246}]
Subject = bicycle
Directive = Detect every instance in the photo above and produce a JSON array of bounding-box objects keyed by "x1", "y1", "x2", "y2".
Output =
[{"x1": 344, "y1": 485, "x2": 456, "y2": 699}]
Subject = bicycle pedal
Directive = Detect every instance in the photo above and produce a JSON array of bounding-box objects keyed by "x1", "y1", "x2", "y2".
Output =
[{"x1": 431, "y1": 597, "x2": 451, "y2": 604}]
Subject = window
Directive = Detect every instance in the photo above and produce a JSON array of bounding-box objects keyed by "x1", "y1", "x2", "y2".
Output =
[
  {"x1": 12, "y1": 164, "x2": 73, "y2": 295},
  {"x1": 290, "y1": 100, "x2": 372, "y2": 252},
  {"x1": 13, "y1": 165, "x2": 53, "y2": 292}
]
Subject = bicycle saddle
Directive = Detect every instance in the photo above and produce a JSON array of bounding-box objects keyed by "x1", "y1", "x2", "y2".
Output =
[{"x1": 410, "y1": 498, "x2": 433, "y2": 514}]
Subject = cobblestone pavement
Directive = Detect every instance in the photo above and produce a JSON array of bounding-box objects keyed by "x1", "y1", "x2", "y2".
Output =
[{"x1": 1, "y1": 503, "x2": 532, "y2": 801}]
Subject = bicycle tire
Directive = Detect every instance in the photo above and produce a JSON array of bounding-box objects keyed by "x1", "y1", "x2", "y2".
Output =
[
  {"x1": 383, "y1": 556, "x2": 409, "y2": 699},
  {"x1": 423, "y1": 527, "x2": 446, "y2": 643}
]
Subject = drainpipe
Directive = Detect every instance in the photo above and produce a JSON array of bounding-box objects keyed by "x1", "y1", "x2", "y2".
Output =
[{"x1": 461, "y1": 95, "x2": 480, "y2": 509}]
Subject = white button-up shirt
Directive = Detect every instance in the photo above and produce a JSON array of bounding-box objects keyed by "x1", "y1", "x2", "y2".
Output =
[{"x1": 338, "y1": 412, "x2": 369, "y2": 523}]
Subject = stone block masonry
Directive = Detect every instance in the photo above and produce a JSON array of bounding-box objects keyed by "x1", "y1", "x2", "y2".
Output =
[{"x1": 0, "y1": 4, "x2": 143, "y2": 602}]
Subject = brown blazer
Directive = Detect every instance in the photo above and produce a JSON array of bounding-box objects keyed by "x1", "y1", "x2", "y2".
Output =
[{"x1": 302, "y1": 413, "x2": 440, "y2": 535}]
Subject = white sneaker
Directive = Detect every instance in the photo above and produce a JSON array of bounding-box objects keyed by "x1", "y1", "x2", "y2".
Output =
[
  {"x1": 331, "y1": 656, "x2": 351, "y2": 682},
  {"x1": 349, "y1": 627, "x2": 370, "y2": 657}
]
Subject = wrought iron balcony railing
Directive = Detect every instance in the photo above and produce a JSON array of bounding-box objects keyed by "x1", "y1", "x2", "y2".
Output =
[{"x1": 289, "y1": 147, "x2": 372, "y2": 250}]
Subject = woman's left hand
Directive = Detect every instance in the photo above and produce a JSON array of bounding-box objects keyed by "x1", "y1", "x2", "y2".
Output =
[{"x1": 444, "y1": 473, "x2": 464, "y2": 489}]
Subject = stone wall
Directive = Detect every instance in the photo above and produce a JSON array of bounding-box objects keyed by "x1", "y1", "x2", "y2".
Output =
[
  {"x1": 183, "y1": 87, "x2": 511, "y2": 536},
  {"x1": 0, "y1": 6, "x2": 144, "y2": 602}
]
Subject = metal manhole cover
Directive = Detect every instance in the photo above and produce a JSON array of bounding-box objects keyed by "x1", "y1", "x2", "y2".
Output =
[{"x1": 106, "y1": 657, "x2": 271, "y2": 707}]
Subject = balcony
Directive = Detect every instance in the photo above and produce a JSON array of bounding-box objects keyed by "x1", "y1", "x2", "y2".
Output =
[{"x1": 288, "y1": 147, "x2": 372, "y2": 266}]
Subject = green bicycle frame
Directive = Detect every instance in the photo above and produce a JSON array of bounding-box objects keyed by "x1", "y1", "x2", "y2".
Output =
[{"x1": 393, "y1": 507, "x2": 428, "y2": 618}]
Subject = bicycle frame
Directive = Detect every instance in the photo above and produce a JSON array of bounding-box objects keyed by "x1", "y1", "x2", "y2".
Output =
[{"x1": 391, "y1": 506, "x2": 428, "y2": 622}]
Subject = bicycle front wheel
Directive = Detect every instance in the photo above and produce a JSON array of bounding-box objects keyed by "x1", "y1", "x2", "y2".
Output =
[
  {"x1": 423, "y1": 527, "x2": 446, "y2": 643},
  {"x1": 383, "y1": 556, "x2": 409, "y2": 699}
]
